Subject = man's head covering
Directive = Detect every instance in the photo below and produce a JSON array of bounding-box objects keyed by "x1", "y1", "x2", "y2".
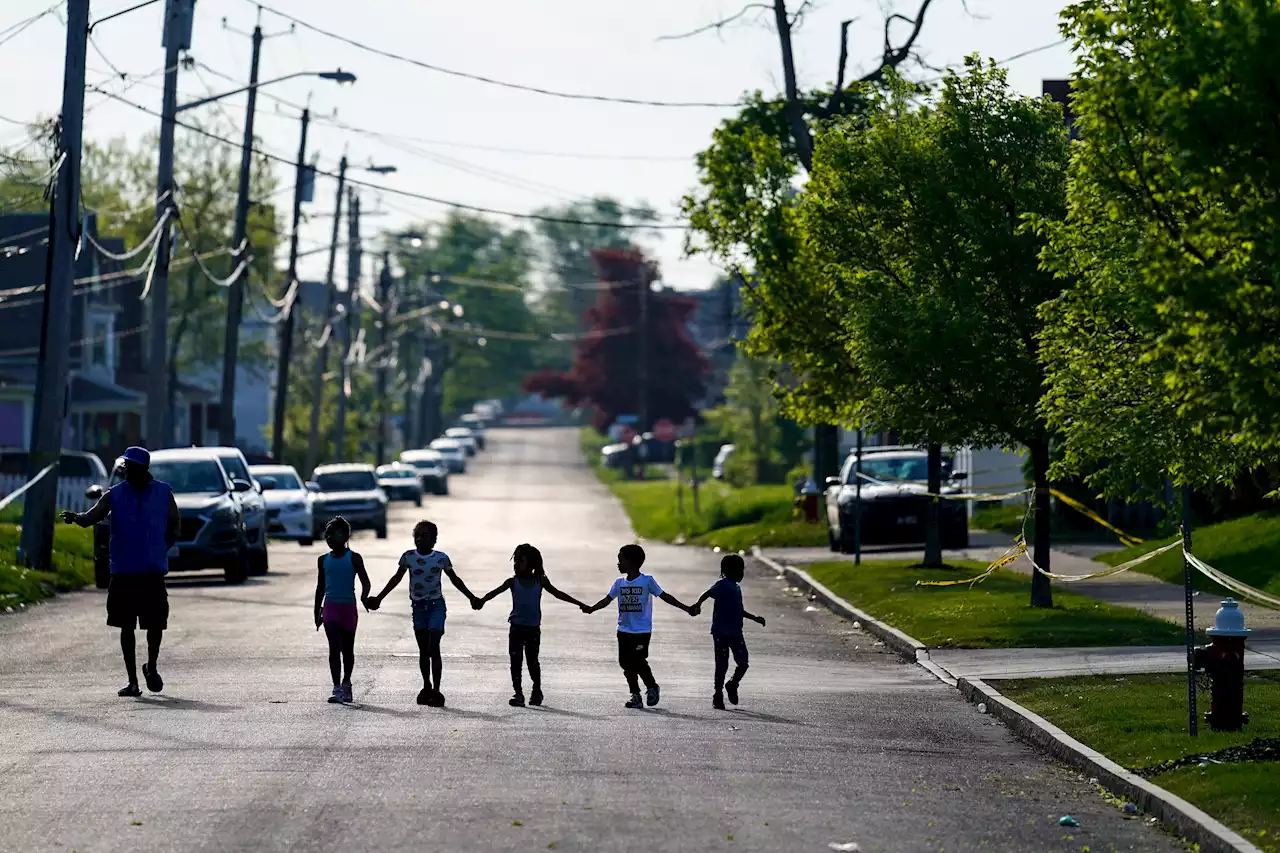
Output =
[{"x1": 121, "y1": 446, "x2": 151, "y2": 468}]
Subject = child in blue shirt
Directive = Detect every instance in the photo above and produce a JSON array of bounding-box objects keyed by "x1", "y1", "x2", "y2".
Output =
[
  {"x1": 474, "y1": 543, "x2": 588, "y2": 707},
  {"x1": 693, "y1": 554, "x2": 765, "y2": 710}
]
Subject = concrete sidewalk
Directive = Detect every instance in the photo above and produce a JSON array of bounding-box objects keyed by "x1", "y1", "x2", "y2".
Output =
[
  {"x1": 930, "y1": 643, "x2": 1280, "y2": 680},
  {"x1": 763, "y1": 535, "x2": 1280, "y2": 633}
]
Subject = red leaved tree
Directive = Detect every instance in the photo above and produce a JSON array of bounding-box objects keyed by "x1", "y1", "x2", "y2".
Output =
[{"x1": 525, "y1": 248, "x2": 707, "y2": 430}]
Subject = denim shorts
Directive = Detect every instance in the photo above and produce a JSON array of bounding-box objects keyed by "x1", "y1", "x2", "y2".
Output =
[{"x1": 411, "y1": 597, "x2": 446, "y2": 633}]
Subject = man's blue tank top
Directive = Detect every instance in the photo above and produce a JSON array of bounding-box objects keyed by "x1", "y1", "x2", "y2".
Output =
[
  {"x1": 108, "y1": 479, "x2": 173, "y2": 575},
  {"x1": 323, "y1": 551, "x2": 357, "y2": 604}
]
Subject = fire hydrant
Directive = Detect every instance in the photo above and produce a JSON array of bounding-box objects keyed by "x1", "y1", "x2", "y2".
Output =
[
  {"x1": 796, "y1": 478, "x2": 820, "y2": 523},
  {"x1": 1193, "y1": 599, "x2": 1251, "y2": 731}
]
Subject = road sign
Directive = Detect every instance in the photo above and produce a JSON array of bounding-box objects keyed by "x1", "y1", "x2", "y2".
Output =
[{"x1": 653, "y1": 419, "x2": 676, "y2": 442}]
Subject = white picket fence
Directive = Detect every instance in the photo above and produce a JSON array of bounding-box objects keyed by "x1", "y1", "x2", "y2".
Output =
[{"x1": 0, "y1": 474, "x2": 96, "y2": 513}]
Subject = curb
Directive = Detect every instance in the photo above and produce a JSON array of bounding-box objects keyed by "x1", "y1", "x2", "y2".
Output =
[{"x1": 750, "y1": 548, "x2": 1263, "y2": 853}]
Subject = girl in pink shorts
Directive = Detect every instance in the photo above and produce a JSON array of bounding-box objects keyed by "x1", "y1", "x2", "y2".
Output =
[{"x1": 313, "y1": 516, "x2": 372, "y2": 703}]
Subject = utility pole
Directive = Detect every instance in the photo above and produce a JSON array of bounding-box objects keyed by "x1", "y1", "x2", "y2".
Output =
[
  {"x1": 146, "y1": 0, "x2": 191, "y2": 449},
  {"x1": 304, "y1": 156, "x2": 346, "y2": 477},
  {"x1": 216, "y1": 19, "x2": 263, "y2": 447},
  {"x1": 1181, "y1": 484, "x2": 1198, "y2": 736},
  {"x1": 399, "y1": 280, "x2": 420, "y2": 449},
  {"x1": 269, "y1": 107, "x2": 309, "y2": 462},
  {"x1": 637, "y1": 264, "x2": 650, "y2": 431},
  {"x1": 854, "y1": 427, "x2": 863, "y2": 565},
  {"x1": 20, "y1": 0, "x2": 89, "y2": 571},
  {"x1": 374, "y1": 253, "x2": 392, "y2": 466},
  {"x1": 333, "y1": 188, "x2": 358, "y2": 457}
]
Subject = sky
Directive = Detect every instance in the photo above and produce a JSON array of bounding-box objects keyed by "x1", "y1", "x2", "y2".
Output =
[{"x1": 0, "y1": 0, "x2": 1074, "y2": 291}]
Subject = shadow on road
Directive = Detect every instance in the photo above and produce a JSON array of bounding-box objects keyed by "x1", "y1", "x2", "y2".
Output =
[
  {"x1": 726, "y1": 708, "x2": 807, "y2": 726},
  {"x1": 135, "y1": 695, "x2": 238, "y2": 713},
  {"x1": 344, "y1": 702, "x2": 423, "y2": 719},
  {"x1": 438, "y1": 705, "x2": 507, "y2": 722},
  {"x1": 527, "y1": 704, "x2": 603, "y2": 721}
]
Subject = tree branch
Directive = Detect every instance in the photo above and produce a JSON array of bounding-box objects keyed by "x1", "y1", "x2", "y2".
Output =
[
  {"x1": 829, "y1": 19, "x2": 853, "y2": 115},
  {"x1": 820, "y1": 0, "x2": 936, "y2": 116},
  {"x1": 773, "y1": 0, "x2": 815, "y2": 171},
  {"x1": 656, "y1": 3, "x2": 772, "y2": 41}
]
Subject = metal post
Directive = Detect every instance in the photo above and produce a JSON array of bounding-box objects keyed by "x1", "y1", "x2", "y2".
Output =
[
  {"x1": 269, "y1": 108, "x2": 309, "y2": 462},
  {"x1": 854, "y1": 427, "x2": 863, "y2": 566},
  {"x1": 1181, "y1": 484, "x2": 1198, "y2": 737},
  {"x1": 216, "y1": 22, "x2": 263, "y2": 447},
  {"x1": 691, "y1": 418, "x2": 700, "y2": 515},
  {"x1": 399, "y1": 280, "x2": 419, "y2": 449},
  {"x1": 374, "y1": 253, "x2": 392, "y2": 466},
  {"x1": 146, "y1": 0, "x2": 184, "y2": 448},
  {"x1": 304, "y1": 156, "x2": 346, "y2": 477},
  {"x1": 333, "y1": 188, "x2": 358, "y2": 457},
  {"x1": 20, "y1": 0, "x2": 89, "y2": 571},
  {"x1": 637, "y1": 265, "x2": 649, "y2": 433}
]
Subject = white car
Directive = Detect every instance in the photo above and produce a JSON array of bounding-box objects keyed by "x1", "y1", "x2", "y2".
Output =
[
  {"x1": 429, "y1": 438, "x2": 467, "y2": 474},
  {"x1": 445, "y1": 426, "x2": 479, "y2": 457},
  {"x1": 250, "y1": 464, "x2": 314, "y2": 546},
  {"x1": 459, "y1": 413, "x2": 487, "y2": 449},
  {"x1": 399, "y1": 449, "x2": 450, "y2": 495},
  {"x1": 712, "y1": 444, "x2": 735, "y2": 480}
]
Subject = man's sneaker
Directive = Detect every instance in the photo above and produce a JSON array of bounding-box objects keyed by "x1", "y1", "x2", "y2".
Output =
[
  {"x1": 118, "y1": 683, "x2": 142, "y2": 698},
  {"x1": 327, "y1": 686, "x2": 344, "y2": 704},
  {"x1": 625, "y1": 692, "x2": 644, "y2": 709},
  {"x1": 713, "y1": 693, "x2": 726, "y2": 710},
  {"x1": 725, "y1": 681, "x2": 740, "y2": 706},
  {"x1": 142, "y1": 663, "x2": 163, "y2": 693},
  {"x1": 416, "y1": 687, "x2": 433, "y2": 706},
  {"x1": 529, "y1": 686, "x2": 544, "y2": 706},
  {"x1": 509, "y1": 693, "x2": 526, "y2": 707},
  {"x1": 341, "y1": 683, "x2": 353, "y2": 703},
  {"x1": 428, "y1": 690, "x2": 446, "y2": 708},
  {"x1": 646, "y1": 684, "x2": 660, "y2": 707}
]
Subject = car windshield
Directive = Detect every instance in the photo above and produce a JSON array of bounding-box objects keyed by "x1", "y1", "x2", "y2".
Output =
[
  {"x1": 446, "y1": 429, "x2": 470, "y2": 437},
  {"x1": 379, "y1": 469, "x2": 415, "y2": 479},
  {"x1": 431, "y1": 441, "x2": 459, "y2": 451},
  {"x1": 315, "y1": 471, "x2": 377, "y2": 491},
  {"x1": 151, "y1": 460, "x2": 227, "y2": 493},
  {"x1": 853, "y1": 456, "x2": 951, "y2": 483},
  {"x1": 257, "y1": 471, "x2": 301, "y2": 490},
  {"x1": 406, "y1": 456, "x2": 441, "y2": 468},
  {"x1": 217, "y1": 454, "x2": 251, "y2": 483}
]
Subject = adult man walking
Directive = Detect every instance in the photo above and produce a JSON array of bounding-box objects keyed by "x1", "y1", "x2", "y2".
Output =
[{"x1": 62, "y1": 447, "x2": 180, "y2": 696}]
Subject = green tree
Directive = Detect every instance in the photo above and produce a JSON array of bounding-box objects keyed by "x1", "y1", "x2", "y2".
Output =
[
  {"x1": 801, "y1": 62, "x2": 1070, "y2": 593},
  {"x1": 705, "y1": 352, "x2": 809, "y2": 486},
  {"x1": 1036, "y1": 0, "x2": 1280, "y2": 493}
]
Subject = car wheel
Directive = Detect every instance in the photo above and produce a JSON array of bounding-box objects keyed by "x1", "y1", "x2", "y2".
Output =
[
  {"x1": 838, "y1": 529, "x2": 857, "y2": 554},
  {"x1": 250, "y1": 546, "x2": 269, "y2": 576},
  {"x1": 94, "y1": 556, "x2": 111, "y2": 589},
  {"x1": 414, "y1": 494, "x2": 423, "y2": 507},
  {"x1": 225, "y1": 547, "x2": 249, "y2": 584},
  {"x1": 300, "y1": 537, "x2": 314, "y2": 547},
  {"x1": 827, "y1": 527, "x2": 839, "y2": 553},
  {"x1": 375, "y1": 524, "x2": 388, "y2": 540}
]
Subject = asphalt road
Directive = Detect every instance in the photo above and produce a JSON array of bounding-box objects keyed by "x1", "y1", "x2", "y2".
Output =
[{"x1": 0, "y1": 428, "x2": 1185, "y2": 853}]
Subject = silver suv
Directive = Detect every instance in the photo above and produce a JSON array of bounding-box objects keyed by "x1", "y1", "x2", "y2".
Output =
[
  {"x1": 205, "y1": 447, "x2": 270, "y2": 575},
  {"x1": 309, "y1": 463, "x2": 389, "y2": 539}
]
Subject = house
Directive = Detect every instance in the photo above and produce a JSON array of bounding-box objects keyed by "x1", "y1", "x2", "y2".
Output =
[
  {"x1": 0, "y1": 211, "x2": 225, "y2": 461},
  {"x1": 0, "y1": 212, "x2": 146, "y2": 462},
  {"x1": 671, "y1": 275, "x2": 749, "y2": 406}
]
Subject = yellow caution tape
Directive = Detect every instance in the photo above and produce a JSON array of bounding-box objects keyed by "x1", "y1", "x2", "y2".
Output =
[
  {"x1": 1185, "y1": 551, "x2": 1280, "y2": 610},
  {"x1": 1027, "y1": 540, "x2": 1180, "y2": 582},
  {"x1": 915, "y1": 537, "x2": 1028, "y2": 588},
  {"x1": 1048, "y1": 488, "x2": 1144, "y2": 547}
]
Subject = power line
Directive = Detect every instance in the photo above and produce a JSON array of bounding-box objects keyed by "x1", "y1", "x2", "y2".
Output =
[
  {"x1": 90, "y1": 88, "x2": 690, "y2": 230},
  {"x1": 0, "y1": 2, "x2": 63, "y2": 49},
  {"x1": 250, "y1": 1, "x2": 742, "y2": 109}
]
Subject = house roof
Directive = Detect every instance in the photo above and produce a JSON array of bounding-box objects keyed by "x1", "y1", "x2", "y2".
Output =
[{"x1": 70, "y1": 374, "x2": 145, "y2": 408}]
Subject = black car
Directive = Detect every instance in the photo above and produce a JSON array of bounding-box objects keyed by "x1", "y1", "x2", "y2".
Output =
[
  {"x1": 90, "y1": 450, "x2": 253, "y2": 587},
  {"x1": 376, "y1": 464, "x2": 424, "y2": 506},
  {"x1": 824, "y1": 447, "x2": 969, "y2": 552}
]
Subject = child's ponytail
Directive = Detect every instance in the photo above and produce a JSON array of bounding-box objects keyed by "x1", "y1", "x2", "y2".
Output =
[{"x1": 512, "y1": 543, "x2": 545, "y2": 578}]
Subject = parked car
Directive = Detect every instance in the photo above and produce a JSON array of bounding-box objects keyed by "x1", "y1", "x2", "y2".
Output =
[
  {"x1": 399, "y1": 449, "x2": 450, "y2": 495},
  {"x1": 90, "y1": 449, "x2": 253, "y2": 587},
  {"x1": 309, "y1": 463, "x2": 388, "y2": 539},
  {"x1": 601, "y1": 442, "x2": 631, "y2": 469},
  {"x1": 249, "y1": 464, "x2": 314, "y2": 546},
  {"x1": 429, "y1": 438, "x2": 467, "y2": 474},
  {"x1": 445, "y1": 427, "x2": 479, "y2": 456},
  {"x1": 204, "y1": 447, "x2": 270, "y2": 575},
  {"x1": 712, "y1": 444, "x2": 735, "y2": 480},
  {"x1": 376, "y1": 463, "x2": 424, "y2": 506},
  {"x1": 0, "y1": 448, "x2": 108, "y2": 484},
  {"x1": 630, "y1": 432, "x2": 675, "y2": 464},
  {"x1": 459, "y1": 413, "x2": 487, "y2": 450},
  {"x1": 823, "y1": 446, "x2": 968, "y2": 552}
]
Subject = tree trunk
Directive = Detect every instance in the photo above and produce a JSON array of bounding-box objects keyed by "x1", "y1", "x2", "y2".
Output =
[
  {"x1": 1029, "y1": 437, "x2": 1054, "y2": 608},
  {"x1": 922, "y1": 442, "x2": 943, "y2": 567}
]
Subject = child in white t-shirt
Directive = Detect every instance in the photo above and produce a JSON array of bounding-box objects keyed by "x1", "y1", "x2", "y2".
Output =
[{"x1": 582, "y1": 543, "x2": 697, "y2": 709}]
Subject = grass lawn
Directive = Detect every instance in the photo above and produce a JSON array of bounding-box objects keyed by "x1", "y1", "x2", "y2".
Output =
[
  {"x1": 1097, "y1": 511, "x2": 1280, "y2": 597},
  {"x1": 581, "y1": 428, "x2": 827, "y2": 549},
  {"x1": 0, "y1": 512, "x2": 96, "y2": 608},
  {"x1": 999, "y1": 673, "x2": 1280, "y2": 852},
  {"x1": 802, "y1": 559, "x2": 1185, "y2": 649},
  {"x1": 972, "y1": 501, "x2": 1161, "y2": 545}
]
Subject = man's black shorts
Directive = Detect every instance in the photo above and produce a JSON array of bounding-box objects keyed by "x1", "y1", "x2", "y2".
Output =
[{"x1": 106, "y1": 573, "x2": 169, "y2": 630}]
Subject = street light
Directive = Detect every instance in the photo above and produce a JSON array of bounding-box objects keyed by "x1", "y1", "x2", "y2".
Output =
[{"x1": 175, "y1": 69, "x2": 356, "y2": 113}]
